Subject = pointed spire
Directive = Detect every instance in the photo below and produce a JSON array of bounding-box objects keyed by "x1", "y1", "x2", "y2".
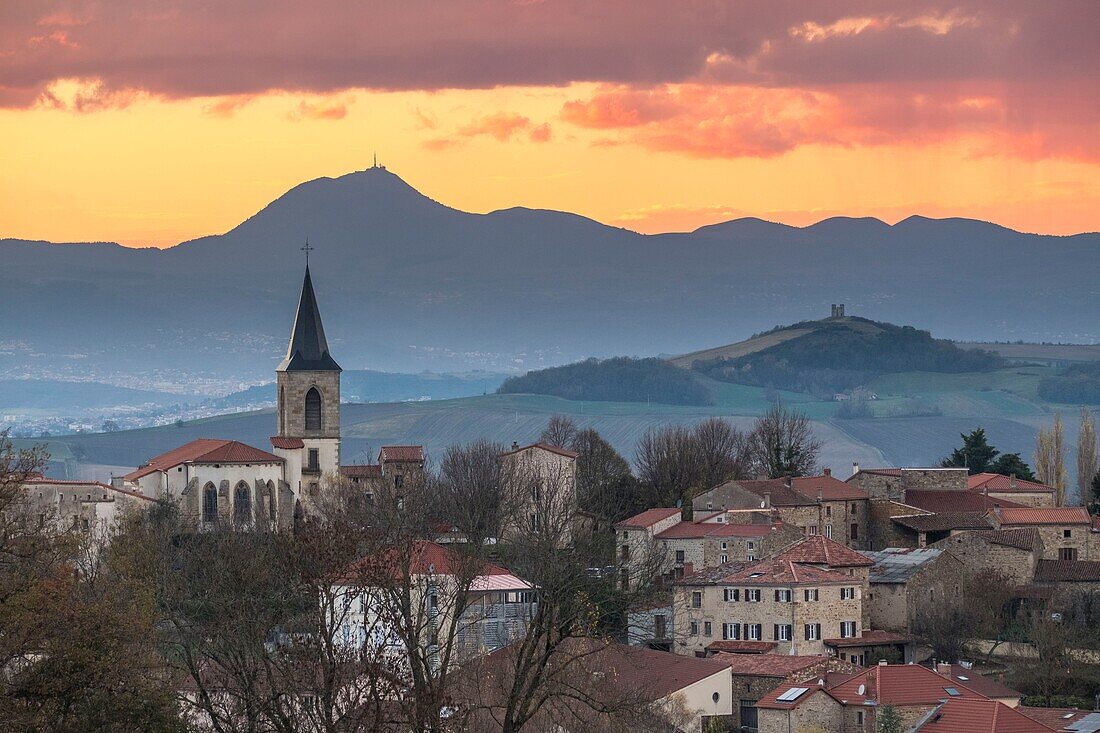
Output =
[{"x1": 277, "y1": 265, "x2": 341, "y2": 372}]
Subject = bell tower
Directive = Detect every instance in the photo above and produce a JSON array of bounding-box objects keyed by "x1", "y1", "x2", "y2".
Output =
[{"x1": 275, "y1": 263, "x2": 342, "y2": 492}]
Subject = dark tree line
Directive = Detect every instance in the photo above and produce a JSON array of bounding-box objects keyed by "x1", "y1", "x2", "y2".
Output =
[
  {"x1": 1038, "y1": 362, "x2": 1100, "y2": 405},
  {"x1": 498, "y1": 357, "x2": 712, "y2": 406},
  {"x1": 940, "y1": 427, "x2": 1036, "y2": 480}
]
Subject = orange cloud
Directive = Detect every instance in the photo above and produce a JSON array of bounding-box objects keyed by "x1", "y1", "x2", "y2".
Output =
[
  {"x1": 457, "y1": 112, "x2": 552, "y2": 142},
  {"x1": 288, "y1": 97, "x2": 351, "y2": 121}
]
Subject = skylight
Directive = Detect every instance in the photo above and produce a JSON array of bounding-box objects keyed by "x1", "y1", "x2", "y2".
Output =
[
  {"x1": 776, "y1": 687, "x2": 809, "y2": 702},
  {"x1": 944, "y1": 688, "x2": 961, "y2": 697},
  {"x1": 956, "y1": 675, "x2": 969, "y2": 681}
]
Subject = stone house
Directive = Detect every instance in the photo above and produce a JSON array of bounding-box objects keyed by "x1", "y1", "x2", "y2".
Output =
[
  {"x1": 987, "y1": 506, "x2": 1096, "y2": 561},
  {"x1": 1033, "y1": 559, "x2": 1100, "y2": 594},
  {"x1": 337, "y1": 446, "x2": 427, "y2": 507},
  {"x1": 614, "y1": 508, "x2": 683, "y2": 590},
  {"x1": 499, "y1": 442, "x2": 578, "y2": 549},
  {"x1": 714, "y1": 653, "x2": 859, "y2": 732},
  {"x1": 861, "y1": 548, "x2": 967, "y2": 633},
  {"x1": 931, "y1": 528, "x2": 1043, "y2": 586},
  {"x1": 772, "y1": 535, "x2": 876, "y2": 626},
  {"x1": 968, "y1": 473, "x2": 1057, "y2": 508},
  {"x1": 756, "y1": 661, "x2": 1022, "y2": 733},
  {"x1": 20, "y1": 476, "x2": 154, "y2": 538},
  {"x1": 693, "y1": 469, "x2": 871, "y2": 548},
  {"x1": 672, "y1": 557, "x2": 864, "y2": 657},
  {"x1": 847, "y1": 466, "x2": 970, "y2": 501}
]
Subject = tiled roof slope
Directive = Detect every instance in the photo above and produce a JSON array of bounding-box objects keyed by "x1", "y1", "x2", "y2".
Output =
[
  {"x1": 615, "y1": 508, "x2": 681, "y2": 529},
  {"x1": 123, "y1": 439, "x2": 283, "y2": 480},
  {"x1": 1034, "y1": 559, "x2": 1100, "y2": 582},
  {"x1": 967, "y1": 528, "x2": 1042, "y2": 551},
  {"x1": 791, "y1": 474, "x2": 869, "y2": 501},
  {"x1": 969, "y1": 473, "x2": 1056, "y2": 494},
  {"x1": 892, "y1": 512, "x2": 992, "y2": 532},
  {"x1": 679, "y1": 557, "x2": 852, "y2": 587},
  {"x1": 996, "y1": 507, "x2": 1091, "y2": 526},
  {"x1": 774, "y1": 535, "x2": 874, "y2": 568},
  {"x1": 905, "y1": 489, "x2": 1025, "y2": 513},
  {"x1": 915, "y1": 698, "x2": 1057, "y2": 732}
]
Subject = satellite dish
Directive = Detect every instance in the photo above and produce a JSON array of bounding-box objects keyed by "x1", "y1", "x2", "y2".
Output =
[
  {"x1": 760, "y1": 500, "x2": 766, "y2": 509},
  {"x1": 858, "y1": 684, "x2": 866, "y2": 696}
]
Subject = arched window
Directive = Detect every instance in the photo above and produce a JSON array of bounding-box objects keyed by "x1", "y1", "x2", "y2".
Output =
[
  {"x1": 234, "y1": 482, "x2": 252, "y2": 526},
  {"x1": 305, "y1": 387, "x2": 322, "y2": 431},
  {"x1": 202, "y1": 483, "x2": 218, "y2": 524}
]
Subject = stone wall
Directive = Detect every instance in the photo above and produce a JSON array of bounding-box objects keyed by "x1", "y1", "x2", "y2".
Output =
[
  {"x1": 868, "y1": 499, "x2": 928, "y2": 550},
  {"x1": 758, "y1": 690, "x2": 844, "y2": 733},
  {"x1": 932, "y1": 532, "x2": 1041, "y2": 586}
]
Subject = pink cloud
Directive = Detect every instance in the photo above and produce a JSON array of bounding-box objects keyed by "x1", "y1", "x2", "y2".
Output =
[{"x1": 457, "y1": 112, "x2": 551, "y2": 143}]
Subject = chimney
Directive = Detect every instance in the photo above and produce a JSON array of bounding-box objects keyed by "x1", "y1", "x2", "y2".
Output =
[
  {"x1": 936, "y1": 662, "x2": 952, "y2": 677},
  {"x1": 1011, "y1": 474, "x2": 1017, "y2": 489},
  {"x1": 852, "y1": 462, "x2": 860, "y2": 478},
  {"x1": 511, "y1": 441, "x2": 519, "y2": 451},
  {"x1": 763, "y1": 491, "x2": 772, "y2": 509},
  {"x1": 878, "y1": 659, "x2": 888, "y2": 666},
  {"x1": 823, "y1": 467, "x2": 831, "y2": 477}
]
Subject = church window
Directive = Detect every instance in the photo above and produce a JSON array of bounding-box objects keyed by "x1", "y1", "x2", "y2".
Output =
[
  {"x1": 203, "y1": 484, "x2": 218, "y2": 524},
  {"x1": 308, "y1": 448, "x2": 320, "y2": 471},
  {"x1": 234, "y1": 482, "x2": 252, "y2": 526},
  {"x1": 305, "y1": 388, "x2": 322, "y2": 431}
]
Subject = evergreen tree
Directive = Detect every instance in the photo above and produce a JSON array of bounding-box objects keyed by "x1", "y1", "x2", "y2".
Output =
[
  {"x1": 988, "y1": 452, "x2": 1036, "y2": 481},
  {"x1": 941, "y1": 428, "x2": 999, "y2": 474}
]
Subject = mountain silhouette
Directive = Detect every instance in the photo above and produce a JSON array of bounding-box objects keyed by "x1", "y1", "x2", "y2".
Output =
[{"x1": 2, "y1": 166, "x2": 1098, "y2": 378}]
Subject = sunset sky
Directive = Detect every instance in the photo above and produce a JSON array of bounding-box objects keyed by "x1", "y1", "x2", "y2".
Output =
[{"x1": 2, "y1": 1, "x2": 1098, "y2": 248}]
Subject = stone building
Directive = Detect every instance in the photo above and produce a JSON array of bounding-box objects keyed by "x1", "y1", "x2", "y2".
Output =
[
  {"x1": 861, "y1": 547, "x2": 967, "y2": 633},
  {"x1": 499, "y1": 442, "x2": 578, "y2": 548},
  {"x1": 988, "y1": 506, "x2": 1096, "y2": 561},
  {"x1": 693, "y1": 470, "x2": 871, "y2": 548},
  {"x1": 931, "y1": 528, "x2": 1043, "y2": 586},
  {"x1": 772, "y1": 535, "x2": 876, "y2": 627},
  {"x1": 756, "y1": 662, "x2": 1023, "y2": 733},
  {"x1": 673, "y1": 557, "x2": 864, "y2": 657},
  {"x1": 968, "y1": 473, "x2": 1057, "y2": 508},
  {"x1": 1033, "y1": 559, "x2": 1100, "y2": 594},
  {"x1": 847, "y1": 466, "x2": 969, "y2": 502},
  {"x1": 20, "y1": 475, "x2": 154, "y2": 537},
  {"x1": 337, "y1": 446, "x2": 426, "y2": 506},
  {"x1": 715, "y1": 653, "x2": 859, "y2": 732}
]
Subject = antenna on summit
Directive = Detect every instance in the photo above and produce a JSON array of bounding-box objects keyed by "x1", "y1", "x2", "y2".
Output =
[{"x1": 372, "y1": 152, "x2": 377, "y2": 168}]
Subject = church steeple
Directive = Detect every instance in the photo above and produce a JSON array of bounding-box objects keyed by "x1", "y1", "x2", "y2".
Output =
[{"x1": 278, "y1": 265, "x2": 341, "y2": 372}]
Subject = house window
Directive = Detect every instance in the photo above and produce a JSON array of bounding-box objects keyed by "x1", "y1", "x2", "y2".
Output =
[
  {"x1": 746, "y1": 588, "x2": 761, "y2": 603},
  {"x1": 675, "y1": 550, "x2": 686, "y2": 564},
  {"x1": 690, "y1": 621, "x2": 699, "y2": 636},
  {"x1": 305, "y1": 387, "x2": 322, "y2": 431},
  {"x1": 720, "y1": 554, "x2": 728, "y2": 563},
  {"x1": 620, "y1": 569, "x2": 630, "y2": 590},
  {"x1": 1060, "y1": 547, "x2": 1079, "y2": 561},
  {"x1": 851, "y1": 523, "x2": 859, "y2": 540},
  {"x1": 723, "y1": 588, "x2": 740, "y2": 602},
  {"x1": 1063, "y1": 529, "x2": 1073, "y2": 538},
  {"x1": 804, "y1": 623, "x2": 821, "y2": 641},
  {"x1": 775, "y1": 589, "x2": 792, "y2": 603},
  {"x1": 723, "y1": 623, "x2": 740, "y2": 640},
  {"x1": 621, "y1": 545, "x2": 631, "y2": 561},
  {"x1": 530, "y1": 513, "x2": 540, "y2": 531},
  {"x1": 691, "y1": 591, "x2": 702, "y2": 609},
  {"x1": 825, "y1": 505, "x2": 832, "y2": 517},
  {"x1": 825, "y1": 524, "x2": 833, "y2": 539},
  {"x1": 857, "y1": 711, "x2": 864, "y2": 725},
  {"x1": 721, "y1": 542, "x2": 728, "y2": 551},
  {"x1": 704, "y1": 621, "x2": 712, "y2": 637},
  {"x1": 841, "y1": 587, "x2": 856, "y2": 600},
  {"x1": 202, "y1": 483, "x2": 218, "y2": 524},
  {"x1": 804, "y1": 588, "x2": 819, "y2": 602},
  {"x1": 394, "y1": 473, "x2": 405, "y2": 489},
  {"x1": 774, "y1": 624, "x2": 792, "y2": 641},
  {"x1": 307, "y1": 448, "x2": 320, "y2": 471},
  {"x1": 840, "y1": 621, "x2": 856, "y2": 638},
  {"x1": 746, "y1": 623, "x2": 762, "y2": 641},
  {"x1": 808, "y1": 525, "x2": 818, "y2": 536},
  {"x1": 654, "y1": 615, "x2": 667, "y2": 639}
]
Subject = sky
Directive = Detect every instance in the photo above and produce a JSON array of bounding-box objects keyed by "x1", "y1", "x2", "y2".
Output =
[{"x1": 2, "y1": 1, "x2": 1098, "y2": 248}]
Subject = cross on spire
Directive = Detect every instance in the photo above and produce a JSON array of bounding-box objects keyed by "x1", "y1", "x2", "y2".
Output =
[{"x1": 301, "y1": 239, "x2": 314, "y2": 266}]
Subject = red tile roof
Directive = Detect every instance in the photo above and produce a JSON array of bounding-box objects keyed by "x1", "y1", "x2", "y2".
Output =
[
  {"x1": 655, "y1": 521, "x2": 777, "y2": 539},
  {"x1": 723, "y1": 479, "x2": 816, "y2": 507},
  {"x1": 500, "y1": 442, "x2": 579, "y2": 459},
  {"x1": 826, "y1": 663, "x2": 995, "y2": 707},
  {"x1": 1018, "y1": 706, "x2": 1093, "y2": 729},
  {"x1": 892, "y1": 512, "x2": 993, "y2": 533},
  {"x1": 712, "y1": 652, "x2": 827, "y2": 676},
  {"x1": 965, "y1": 528, "x2": 1042, "y2": 551},
  {"x1": 706, "y1": 640, "x2": 779, "y2": 654},
  {"x1": 270, "y1": 436, "x2": 305, "y2": 450},
  {"x1": 774, "y1": 535, "x2": 875, "y2": 568},
  {"x1": 755, "y1": 685, "x2": 837, "y2": 711},
  {"x1": 933, "y1": 665, "x2": 1021, "y2": 701},
  {"x1": 969, "y1": 473, "x2": 1056, "y2": 494},
  {"x1": 995, "y1": 506, "x2": 1091, "y2": 526},
  {"x1": 854, "y1": 468, "x2": 903, "y2": 477},
  {"x1": 344, "y1": 540, "x2": 514, "y2": 583},
  {"x1": 791, "y1": 475, "x2": 869, "y2": 501},
  {"x1": 615, "y1": 507, "x2": 681, "y2": 529},
  {"x1": 378, "y1": 445, "x2": 425, "y2": 462},
  {"x1": 1035, "y1": 559, "x2": 1100, "y2": 582},
  {"x1": 915, "y1": 698, "x2": 1055, "y2": 732},
  {"x1": 823, "y1": 630, "x2": 911, "y2": 648},
  {"x1": 339, "y1": 464, "x2": 383, "y2": 478},
  {"x1": 692, "y1": 557, "x2": 853, "y2": 587},
  {"x1": 123, "y1": 439, "x2": 283, "y2": 480},
  {"x1": 905, "y1": 489, "x2": 1025, "y2": 514}
]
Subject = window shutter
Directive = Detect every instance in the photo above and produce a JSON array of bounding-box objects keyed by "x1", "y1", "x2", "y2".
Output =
[{"x1": 773, "y1": 624, "x2": 779, "y2": 640}]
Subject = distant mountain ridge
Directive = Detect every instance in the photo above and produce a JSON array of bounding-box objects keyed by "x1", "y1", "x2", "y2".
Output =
[{"x1": 3, "y1": 166, "x2": 1098, "y2": 378}]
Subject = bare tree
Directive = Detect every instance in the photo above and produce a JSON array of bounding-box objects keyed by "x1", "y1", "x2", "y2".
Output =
[
  {"x1": 1077, "y1": 408, "x2": 1098, "y2": 507},
  {"x1": 434, "y1": 440, "x2": 516, "y2": 548},
  {"x1": 634, "y1": 424, "x2": 701, "y2": 510},
  {"x1": 1035, "y1": 413, "x2": 1068, "y2": 505},
  {"x1": 540, "y1": 415, "x2": 578, "y2": 450},
  {"x1": 693, "y1": 417, "x2": 751, "y2": 489},
  {"x1": 746, "y1": 404, "x2": 821, "y2": 478},
  {"x1": 571, "y1": 428, "x2": 638, "y2": 522}
]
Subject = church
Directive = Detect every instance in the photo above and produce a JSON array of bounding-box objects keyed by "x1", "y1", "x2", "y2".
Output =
[{"x1": 116, "y1": 264, "x2": 424, "y2": 528}]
